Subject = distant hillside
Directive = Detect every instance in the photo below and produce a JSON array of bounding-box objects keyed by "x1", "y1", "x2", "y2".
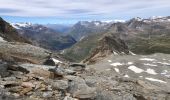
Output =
[
  {"x1": 67, "y1": 21, "x2": 113, "y2": 41},
  {"x1": 0, "y1": 17, "x2": 30, "y2": 43},
  {"x1": 45, "y1": 24, "x2": 72, "y2": 35},
  {"x1": 63, "y1": 32, "x2": 130, "y2": 62},
  {"x1": 11, "y1": 23, "x2": 76, "y2": 50}
]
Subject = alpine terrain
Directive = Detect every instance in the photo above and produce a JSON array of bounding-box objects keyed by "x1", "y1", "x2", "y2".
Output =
[{"x1": 1, "y1": 13, "x2": 170, "y2": 100}]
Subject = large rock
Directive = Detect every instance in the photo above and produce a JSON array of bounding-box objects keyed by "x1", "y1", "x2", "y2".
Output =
[
  {"x1": 0, "y1": 61, "x2": 10, "y2": 77},
  {"x1": 69, "y1": 63, "x2": 86, "y2": 72},
  {"x1": 65, "y1": 76, "x2": 97, "y2": 99},
  {"x1": 51, "y1": 80, "x2": 68, "y2": 90},
  {"x1": 18, "y1": 64, "x2": 55, "y2": 78}
]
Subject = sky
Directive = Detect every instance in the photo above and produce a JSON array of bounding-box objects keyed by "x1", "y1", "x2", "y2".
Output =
[{"x1": 0, "y1": 0, "x2": 170, "y2": 24}]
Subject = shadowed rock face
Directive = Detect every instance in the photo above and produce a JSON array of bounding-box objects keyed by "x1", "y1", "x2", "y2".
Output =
[{"x1": 0, "y1": 17, "x2": 30, "y2": 43}]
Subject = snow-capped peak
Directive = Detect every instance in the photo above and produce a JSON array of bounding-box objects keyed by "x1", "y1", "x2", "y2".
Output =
[
  {"x1": 150, "y1": 16, "x2": 163, "y2": 20},
  {"x1": 102, "y1": 20, "x2": 126, "y2": 23},
  {"x1": 134, "y1": 17, "x2": 143, "y2": 21},
  {"x1": 11, "y1": 22, "x2": 32, "y2": 29}
]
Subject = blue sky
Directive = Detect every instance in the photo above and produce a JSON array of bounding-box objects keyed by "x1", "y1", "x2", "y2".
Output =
[{"x1": 0, "y1": 0, "x2": 170, "y2": 24}]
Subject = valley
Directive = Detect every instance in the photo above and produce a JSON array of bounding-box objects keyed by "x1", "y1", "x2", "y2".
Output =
[{"x1": 1, "y1": 16, "x2": 170, "y2": 100}]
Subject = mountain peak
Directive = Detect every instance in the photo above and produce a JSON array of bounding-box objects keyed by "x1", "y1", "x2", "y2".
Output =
[{"x1": 11, "y1": 22, "x2": 33, "y2": 29}]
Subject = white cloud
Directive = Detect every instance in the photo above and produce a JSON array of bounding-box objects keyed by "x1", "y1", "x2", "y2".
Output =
[{"x1": 0, "y1": 0, "x2": 170, "y2": 19}]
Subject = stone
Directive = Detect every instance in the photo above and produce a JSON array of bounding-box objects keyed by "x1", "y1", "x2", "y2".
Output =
[
  {"x1": 69, "y1": 63, "x2": 86, "y2": 72},
  {"x1": 31, "y1": 68, "x2": 54, "y2": 79},
  {"x1": 19, "y1": 87, "x2": 32, "y2": 95},
  {"x1": 66, "y1": 76, "x2": 97, "y2": 99},
  {"x1": 51, "y1": 80, "x2": 68, "y2": 90},
  {"x1": 21, "y1": 82, "x2": 35, "y2": 88},
  {"x1": 42, "y1": 91, "x2": 53, "y2": 98},
  {"x1": 64, "y1": 95, "x2": 78, "y2": 100},
  {"x1": 43, "y1": 59, "x2": 55, "y2": 66},
  {"x1": 0, "y1": 61, "x2": 10, "y2": 77},
  {"x1": 49, "y1": 67, "x2": 65, "y2": 77},
  {"x1": 64, "y1": 69, "x2": 77, "y2": 75},
  {"x1": 3, "y1": 77, "x2": 16, "y2": 81}
]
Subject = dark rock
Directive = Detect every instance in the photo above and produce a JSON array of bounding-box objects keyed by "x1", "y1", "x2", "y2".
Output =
[
  {"x1": 43, "y1": 59, "x2": 56, "y2": 66},
  {"x1": 0, "y1": 62, "x2": 10, "y2": 77},
  {"x1": 69, "y1": 63, "x2": 86, "y2": 72}
]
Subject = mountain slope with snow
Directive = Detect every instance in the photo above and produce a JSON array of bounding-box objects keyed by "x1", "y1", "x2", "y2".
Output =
[{"x1": 11, "y1": 23, "x2": 76, "y2": 50}]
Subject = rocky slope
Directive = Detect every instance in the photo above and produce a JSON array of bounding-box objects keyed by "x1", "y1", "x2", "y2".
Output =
[
  {"x1": 109, "y1": 16, "x2": 170, "y2": 54},
  {"x1": 83, "y1": 34, "x2": 130, "y2": 64},
  {"x1": 0, "y1": 18, "x2": 30, "y2": 43},
  {"x1": 63, "y1": 31, "x2": 130, "y2": 62},
  {"x1": 11, "y1": 23, "x2": 76, "y2": 50},
  {"x1": 1, "y1": 50, "x2": 170, "y2": 100}
]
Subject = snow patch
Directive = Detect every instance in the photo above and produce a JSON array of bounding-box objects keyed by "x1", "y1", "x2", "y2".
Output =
[
  {"x1": 163, "y1": 59, "x2": 166, "y2": 61},
  {"x1": 139, "y1": 76, "x2": 143, "y2": 78},
  {"x1": 108, "y1": 60, "x2": 112, "y2": 63},
  {"x1": 140, "y1": 58, "x2": 156, "y2": 61},
  {"x1": 110, "y1": 62, "x2": 123, "y2": 66},
  {"x1": 0, "y1": 36, "x2": 6, "y2": 42},
  {"x1": 129, "y1": 51, "x2": 136, "y2": 55},
  {"x1": 156, "y1": 62, "x2": 170, "y2": 66},
  {"x1": 114, "y1": 68, "x2": 119, "y2": 73},
  {"x1": 127, "y1": 62, "x2": 133, "y2": 65},
  {"x1": 145, "y1": 68, "x2": 157, "y2": 75},
  {"x1": 161, "y1": 70, "x2": 168, "y2": 75},
  {"x1": 124, "y1": 75, "x2": 129, "y2": 78},
  {"x1": 145, "y1": 77, "x2": 167, "y2": 83},
  {"x1": 128, "y1": 65, "x2": 144, "y2": 73},
  {"x1": 113, "y1": 51, "x2": 118, "y2": 55},
  {"x1": 51, "y1": 58, "x2": 62, "y2": 64},
  {"x1": 143, "y1": 63, "x2": 157, "y2": 66}
]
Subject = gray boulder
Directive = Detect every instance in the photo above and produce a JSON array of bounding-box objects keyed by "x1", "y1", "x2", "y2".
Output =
[
  {"x1": 0, "y1": 61, "x2": 10, "y2": 77},
  {"x1": 69, "y1": 63, "x2": 86, "y2": 72},
  {"x1": 66, "y1": 76, "x2": 96, "y2": 99},
  {"x1": 51, "y1": 80, "x2": 68, "y2": 90}
]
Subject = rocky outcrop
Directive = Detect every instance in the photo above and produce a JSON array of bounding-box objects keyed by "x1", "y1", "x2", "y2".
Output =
[
  {"x1": 0, "y1": 42, "x2": 50, "y2": 64},
  {"x1": 83, "y1": 34, "x2": 129, "y2": 64}
]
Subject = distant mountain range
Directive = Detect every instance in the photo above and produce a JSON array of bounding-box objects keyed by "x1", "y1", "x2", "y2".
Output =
[
  {"x1": 11, "y1": 23, "x2": 76, "y2": 50},
  {"x1": 0, "y1": 18, "x2": 30, "y2": 43},
  {"x1": 9, "y1": 16, "x2": 170, "y2": 62},
  {"x1": 63, "y1": 16, "x2": 170, "y2": 62},
  {"x1": 67, "y1": 21, "x2": 118, "y2": 41}
]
